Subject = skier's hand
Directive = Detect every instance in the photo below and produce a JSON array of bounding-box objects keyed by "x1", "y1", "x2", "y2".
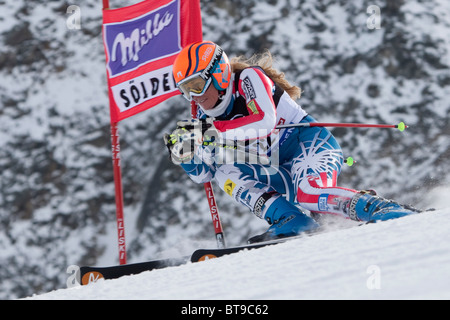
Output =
[
  {"x1": 163, "y1": 127, "x2": 197, "y2": 165},
  {"x1": 176, "y1": 118, "x2": 220, "y2": 144}
]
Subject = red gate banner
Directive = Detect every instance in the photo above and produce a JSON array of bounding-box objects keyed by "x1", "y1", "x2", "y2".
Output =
[{"x1": 102, "y1": 0, "x2": 203, "y2": 122}]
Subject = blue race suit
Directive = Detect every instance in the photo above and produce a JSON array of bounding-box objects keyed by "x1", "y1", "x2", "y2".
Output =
[{"x1": 180, "y1": 66, "x2": 359, "y2": 221}]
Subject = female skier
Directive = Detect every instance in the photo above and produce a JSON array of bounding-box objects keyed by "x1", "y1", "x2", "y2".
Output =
[{"x1": 164, "y1": 41, "x2": 421, "y2": 243}]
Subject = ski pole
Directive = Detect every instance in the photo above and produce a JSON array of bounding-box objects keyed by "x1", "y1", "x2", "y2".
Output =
[
  {"x1": 191, "y1": 101, "x2": 226, "y2": 249},
  {"x1": 276, "y1": 121, "x2": 407, "y2": 167},
  {"x1": 276, "y1": 121, "x2": 408, "y2": 132}
]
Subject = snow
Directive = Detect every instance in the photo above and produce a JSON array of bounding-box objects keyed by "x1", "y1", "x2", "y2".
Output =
[
  {"x1": 2, "y1": 0, "x2": 450, "y2": 300},
  {"x1": 25, "y1": 188, "x2": 450, "y2": 300}
]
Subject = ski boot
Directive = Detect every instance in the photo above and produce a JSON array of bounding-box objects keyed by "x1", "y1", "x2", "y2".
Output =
[
  {"x1": 248, "y1": 196, "x2": 319, "y2": 243},
  {"x1": 349, "y1": 190, "x2": 422, "y2": 222}
]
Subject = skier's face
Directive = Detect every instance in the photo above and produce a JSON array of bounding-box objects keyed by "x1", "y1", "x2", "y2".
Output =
[{"x1": 192, "y1": 83, "x2": 219, "y2": 110}]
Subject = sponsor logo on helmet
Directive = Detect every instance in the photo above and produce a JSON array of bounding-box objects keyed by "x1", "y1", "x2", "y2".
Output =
[
  {"x1": 202, "y1": 46, "x2": 214, "y2": 61},
  {"x1": 201, "y1": 46, "x2": 223, "y2": 79}
]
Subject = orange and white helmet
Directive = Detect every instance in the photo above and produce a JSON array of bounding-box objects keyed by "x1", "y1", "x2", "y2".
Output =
[{"x1": 173, "y1": 41, "x2": 232, "y2": 101}]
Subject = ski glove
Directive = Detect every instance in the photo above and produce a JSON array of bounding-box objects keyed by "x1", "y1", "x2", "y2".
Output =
[
  {"x1": 176, "y1": 118, "x2": 220, "y2": 144},
  {"x1": 163, "y1": 127, "x2": 198, "y2": 165},
  {"x1": 163, "y1": 118, "x2": 221, "y2": 165}
]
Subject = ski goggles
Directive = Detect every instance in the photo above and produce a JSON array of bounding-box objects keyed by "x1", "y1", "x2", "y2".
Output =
[{"x1": 177, "y1": 73, "x2": 212, "y2": 101}]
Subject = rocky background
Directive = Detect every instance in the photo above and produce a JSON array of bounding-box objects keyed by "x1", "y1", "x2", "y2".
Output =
[{"x1": 0, "y1": 0, "x2": 449, "y2": 299}]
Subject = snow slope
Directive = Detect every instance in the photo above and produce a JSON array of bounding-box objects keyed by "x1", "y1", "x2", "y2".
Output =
[{"x1": 25, "y1": 189, "x2": 450, "y2": 300}]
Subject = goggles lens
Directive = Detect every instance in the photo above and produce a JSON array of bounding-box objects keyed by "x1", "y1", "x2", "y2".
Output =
[{"x1": 178, "y1": 74, "x2": 211, "y2": 101}]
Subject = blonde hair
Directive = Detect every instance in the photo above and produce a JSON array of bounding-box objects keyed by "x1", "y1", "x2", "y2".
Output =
[{"x1": 230, "y1": 50, "x2": 301, "y2": 100}]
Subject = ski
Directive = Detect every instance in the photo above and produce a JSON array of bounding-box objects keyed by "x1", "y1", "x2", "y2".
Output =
[
  {"x1": 189, "y1": 218, "x2": 384, "y2": 262},
  {"x1": 78, "y1": 238, "x2": 297, "y2": 285},
  {"x1": 79, "y1": 256, "x2": 189, "y2": 285},
  {"x1": 190, "y1": 235, "x2": 304, "y2": 262}
]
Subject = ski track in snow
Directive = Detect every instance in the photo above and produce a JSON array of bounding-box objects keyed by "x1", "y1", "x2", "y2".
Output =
[{"x1": 25, "y1": 203, "x2": 450, "y2": 300}]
